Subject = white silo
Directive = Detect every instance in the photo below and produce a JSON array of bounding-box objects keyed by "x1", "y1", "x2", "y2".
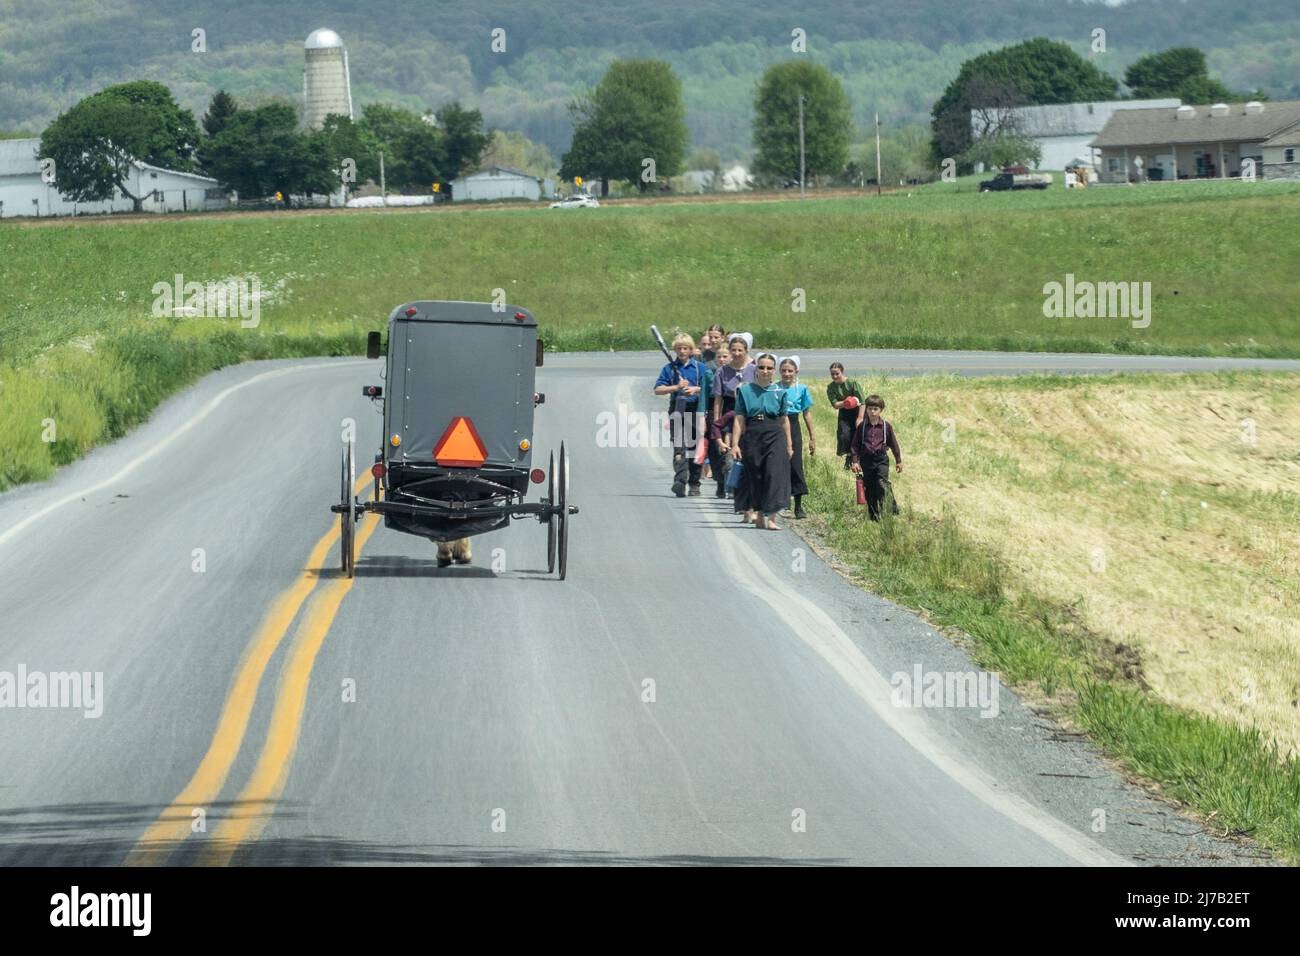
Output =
[{"x1": 303, "y1": 28, "x2": 353, "y2": 129}]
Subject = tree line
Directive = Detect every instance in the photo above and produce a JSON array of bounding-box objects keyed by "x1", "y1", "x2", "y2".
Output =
[
  {"x1": 30, "y1": 39, "x2": 1257, "y2": 208},
  {"x1": 38, "y1": 83, "x2": 492, "y2": 209},
  {"x1": 557, "y1": 40, "x2": 1255, "y2": 192},
  {"x1": 559, "y1": 58, "x2": 856, "y2": 193},
  {"x1": 5, "y1": 0, "x2": 1296, "y2": 152}
]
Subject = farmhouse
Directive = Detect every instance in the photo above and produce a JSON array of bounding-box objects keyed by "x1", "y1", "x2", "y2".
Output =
[
  {"x1": 0, "y1": 138, "x2": 227, "y2": 218},
  {"x1": 450, "y1": 166, "x2": 555, "y2": 202},
  {"x1": 970, "y1": 99, "x2": 1180, "y2": 170},
  {"x1": 1090, "y1": 100, "x2": 1300, "y2": 183}
]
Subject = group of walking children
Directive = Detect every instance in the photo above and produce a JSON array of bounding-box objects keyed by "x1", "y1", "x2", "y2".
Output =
[
  {"x1": 826, "y1": 362, "x2": 903, "y2": 520},
  {"x1": 654, "y1": 345, "x2": 902, "y2": 525},
  {"x1": 653, "y1": 329, "x2": 815, "y2": 530}
]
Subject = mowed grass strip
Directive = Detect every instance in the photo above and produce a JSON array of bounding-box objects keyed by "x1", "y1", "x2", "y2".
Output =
[{"x1": 798, "y1": 370, "x2": 1300, "y2": 859}]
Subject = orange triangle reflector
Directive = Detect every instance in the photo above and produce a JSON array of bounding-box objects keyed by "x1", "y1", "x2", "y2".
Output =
[{"x1": 434, "y1": 416, "x2": 488, "y2": 467}]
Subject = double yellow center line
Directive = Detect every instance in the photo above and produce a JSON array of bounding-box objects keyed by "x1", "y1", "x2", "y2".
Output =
[{"x1": 127, "y1": 475, "x2": 377, "y2": 866}]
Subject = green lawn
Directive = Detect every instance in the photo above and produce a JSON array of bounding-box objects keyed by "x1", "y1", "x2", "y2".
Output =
[
  {"x1": 1, "y1": 180, "x2": 1298, "y2": 489},
  {"x1": 3, "y1": 178, "x2": 1299, "y2": 364}
]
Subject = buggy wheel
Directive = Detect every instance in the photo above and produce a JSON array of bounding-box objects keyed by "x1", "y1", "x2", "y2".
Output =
[
  {"x1": 546, "y1": 450, "x2": 557, "y2": 574},
  {"x1": 557, "y1": 442, "x2": 569, "y2": 580},
  {"x1": 339, "y1": 440, "x2": 356, "y2": 578}
]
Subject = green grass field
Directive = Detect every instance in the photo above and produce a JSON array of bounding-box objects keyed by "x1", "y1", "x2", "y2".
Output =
[
  {"x1": 4, "y1": 176, "x2": 1299, "y2": 364},
  {"x1": 2, "y1": 178, "x2": 1298, "y2": 489},
  {"x1": 800, "y1": 371, "x2": 1300, "y2": 860}
]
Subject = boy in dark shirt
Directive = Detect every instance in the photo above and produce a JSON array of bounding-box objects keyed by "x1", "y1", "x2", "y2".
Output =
[{"x1": 849, "y1": 394, "x2": 903, "y2": 520}]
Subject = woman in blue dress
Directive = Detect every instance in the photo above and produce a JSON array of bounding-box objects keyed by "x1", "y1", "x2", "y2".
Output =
[
  {"x1": 731, "y1": 354, "x2": 793, "y2": 530},
  {"x1": 779, "y1": 356, "x2": 815, "y2": 518}
]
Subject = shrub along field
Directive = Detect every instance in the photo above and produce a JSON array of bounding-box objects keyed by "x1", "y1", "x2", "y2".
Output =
[
  {"x1": 799, "y1": 370, "x2": 1300, "y2": 859},
  {"x1": 1, "y1": 178, "x2": 1298, "y2": 489}
]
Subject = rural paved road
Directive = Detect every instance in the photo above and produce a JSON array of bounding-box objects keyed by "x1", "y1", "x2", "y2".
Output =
[{"x1": 0, "y1": 351, "x2": 1289, "y2": 866}]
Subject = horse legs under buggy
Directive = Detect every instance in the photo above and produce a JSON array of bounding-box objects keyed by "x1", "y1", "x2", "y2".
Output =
[{"x1": 330, "y1": 300, "x2": 577, "y2": 579}]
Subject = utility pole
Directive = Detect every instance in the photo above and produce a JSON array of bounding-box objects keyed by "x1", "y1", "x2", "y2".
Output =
[
  {"x1": 875, "y1": 113, "x2": 883, "y2": 198},
  {"x1": 379, "y1": 150, "x2": 386, "y2": 203},
  {"x1": 798, "y1": 94, "x2": 806, "y2": 200}
]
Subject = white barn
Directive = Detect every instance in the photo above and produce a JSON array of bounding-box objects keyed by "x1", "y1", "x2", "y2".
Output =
[
  {"x1": 450, "y1": 166, "x2": 555, "y2": 202},
  {"x1": 0, "y1": 138, "x2": 227, "y2": 218},
  {"x1": 970, "y1": 99, "x2": 1181, "y2": 170}
]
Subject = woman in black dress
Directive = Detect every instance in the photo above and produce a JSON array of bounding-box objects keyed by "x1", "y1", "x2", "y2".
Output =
[
  {"x1": 731, "y1": 354, "x2": 793, "y2": 530},
  {"x1": 826, "y1": 362, "x2": 864, "y2": 470}
]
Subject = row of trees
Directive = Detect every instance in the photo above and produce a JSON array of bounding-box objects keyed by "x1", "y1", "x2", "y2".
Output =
[
  {"x1": 7, "y1": 0, "x2": 1293, "y2": 155},
  {"x1": 198, "y1": 92, "x2": 491, "y2": 198},
  {"x1": 32, "y1": 40, "x2": 1258, "y2": 208},
  {"x1": 557, "y1": 40, "x2": 1252, "y2": 194},
  {"x1": 37, "y1": 81, "x2": 492, "y2": 209},
  {"x1": 559, "y1": 58, "x2": 854, "y2": 194}
]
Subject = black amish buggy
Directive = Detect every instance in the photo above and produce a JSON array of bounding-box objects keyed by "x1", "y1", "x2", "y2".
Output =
[{"x1": 331, "y1": 300, "x2": 577, "y2": 578}]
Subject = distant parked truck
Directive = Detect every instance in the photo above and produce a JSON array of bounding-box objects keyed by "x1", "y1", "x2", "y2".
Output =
[{"x1": 979, "y1": 170, "x2": 1053, "y2": 192}]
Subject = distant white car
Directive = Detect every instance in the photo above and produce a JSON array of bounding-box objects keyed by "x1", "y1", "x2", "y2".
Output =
[{"x1": 549, "y1": 195, "x2": 600, "y2": 209}]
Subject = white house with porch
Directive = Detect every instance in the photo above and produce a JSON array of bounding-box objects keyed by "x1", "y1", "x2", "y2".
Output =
[{"x1": 1090, "y1": 100, "x2": 1300, "y2": 183}]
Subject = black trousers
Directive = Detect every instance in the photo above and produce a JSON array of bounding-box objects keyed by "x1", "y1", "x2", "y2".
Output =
[
  {"x1": 737, "y1": 417, "x2": 791, "y2": 515},
  {"x1": 861, "y1": 451, "x2": 899, "y2": 520},
  {"x1": 707, "y1": 428, "x2": 727, "y2": 493},
  {"x1": 786, "y1": 413, "x2": 808, "y2": 496},
  {"x1": 704, "y1": 410, "x2": 727, "y2": 492},
  {"x1": 671, "y1": 409, "x2": 702, "y2": 487},
  {"x1": 836, "y1": 407, "x2": 858, "y2": 467}
]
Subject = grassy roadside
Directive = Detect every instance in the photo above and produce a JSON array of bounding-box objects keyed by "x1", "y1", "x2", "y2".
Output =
[
  {"x1": 0, "y1": 324, "x2": 360, "y2": 489},
  {"x1": 797, "y1": 372, "x2": 1300, "y2": 860}
]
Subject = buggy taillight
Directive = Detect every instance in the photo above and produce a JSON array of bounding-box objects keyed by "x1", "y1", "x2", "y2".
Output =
[
  {"x1": 530, "y1": 468, "x2": 545, "y2": 484},
  {"x1": 372, "y1": 463, "x2": 386, "y2": 478}
]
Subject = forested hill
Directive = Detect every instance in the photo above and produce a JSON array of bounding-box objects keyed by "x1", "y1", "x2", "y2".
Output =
[{"x1": 3, "y1": 0, "x2": 1298, "y2": 160}]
